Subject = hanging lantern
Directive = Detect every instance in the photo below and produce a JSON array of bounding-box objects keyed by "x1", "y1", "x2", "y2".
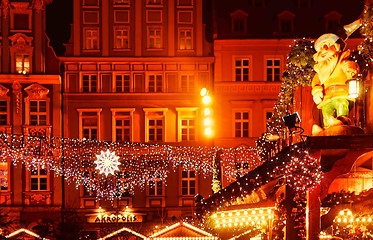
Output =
[{"x1": 347, "y1": 78, "x2": 360, "y2": 99}]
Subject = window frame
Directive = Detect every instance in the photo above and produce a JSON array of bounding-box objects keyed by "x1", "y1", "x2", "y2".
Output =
[
  {"x1": 0, "y1": 162, "x2": 10, "y2": 192},
  {"x1": 265, "y1": 57, "x2": 282, "y2": 82},
  {"x1": 0, "y1": 95, "x2": 10, "y2": 126},
  {"x1": 179, "y1": 73, "x2": 195, "y2": 92},
  {"x1": 178, "y1": 28, "x2": 193, "y2": 50},
  {"x1": 144, "y1": 108, "x2": 167, "y2": 142},
  {"x1": 24, "y1": 85, "x2": 50, "y2": 126},
  {"x1": 81, "y1": 73, "x2": 99, "y2": 93},
  {"x1": 146, "y1": 73, "x2": 164, "y2": 93},
  {"x1": 233, "y1": 56, "x2": 252, "y2": 82},
  {"x1": 77, "y1": 108, "x2": 102, "y2": 140},
  {"x1": 264, "y1": 108, "x2": 273, "y2": 132},
  {"x1": 176, "y1": 107, "x2": 197, "y2": 142},
  {"x1": 113, "y1": 73, "x2": 131, "y2": 92},
  {"x1": 29, "y1": 164, "x2": 49, "y2": 192},
  {"x1": 233, "y1": 109, "x2": 252, "y2": 138},
  {"x1": 147, "y1": 26, "x2": 163, "y2": 50},
  {"x1": 113, "y1": 26, "x2": 130, "y2": 50},
  {"x1": 83, "y1": 27, "x2": 100, "y2": 51},
  {"x1": 111, "y1": 108, "x2": 135, "y2": 142},
  {"x1": 180, "y1": 169, "x2": 197, "y2": 196},
  {"x1": 277, "y1": 11, "x2": 295, "y2": 34}
]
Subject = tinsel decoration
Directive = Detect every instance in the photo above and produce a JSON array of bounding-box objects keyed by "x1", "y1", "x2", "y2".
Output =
[
  {"x1": 291, "y1": 193, "x2": 307, "y2": 240},
  {"x1": 358, "y1": 4, "x2": 373, "y2": 67},
  {"x1": 265, "y1": 39, "x2": 315, "y2": 139},
  {"x1": 360, "y1": 4, "x2": 373, "y2": 39},
  {"x1": 282, "y1": 150, "x2": 322, "y2": 193},
  {"x1": 272, "y1": 194, "x2": 286, "y2": 240}
]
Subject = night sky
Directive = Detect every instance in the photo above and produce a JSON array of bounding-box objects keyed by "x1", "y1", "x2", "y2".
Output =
[{"x1": 46, "y1": 0, "x2": 73, "y2": 56}]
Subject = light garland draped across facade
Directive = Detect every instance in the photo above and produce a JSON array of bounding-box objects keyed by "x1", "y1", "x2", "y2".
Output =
[{"x1": 0, "y1": 133, "x2": 260, "y2": 200}]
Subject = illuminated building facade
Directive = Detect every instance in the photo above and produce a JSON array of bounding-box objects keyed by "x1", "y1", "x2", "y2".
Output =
[
  {"x1": 0, "y1": 0, "x2": 62, "y2": 233},
  {"x1": 59, "y1": 0, "x2": 214, "y2": 238}
]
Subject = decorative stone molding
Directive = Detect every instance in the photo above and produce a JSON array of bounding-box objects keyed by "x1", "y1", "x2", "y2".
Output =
[
  {"x1": 1, "y1": 0, "x2": 10, "y2": 18},
  {"x1": 32, "y1": 0, "x2": 44, "y2": 12},
  {"x1": 9, "y1": 33, "x2": 33, "y2": 50},
  {"x1": 12, "y1": 81, "x2": 21, "y2": 114},
  {"x1": 10, "y1": 2, "x2": 30, "y2": 13},
  {"x1": 23, "y1": 191, "x2": 52, "y2": 205},
  {"x1": 24, "y1": 83, "x2": 49, "y2": 99},
  {"x1": 22, "y1": 125, "x2": 51, "y2": 137},
  {"x1": 0, "y1": 84, "x2": 9, "y2": 97}
]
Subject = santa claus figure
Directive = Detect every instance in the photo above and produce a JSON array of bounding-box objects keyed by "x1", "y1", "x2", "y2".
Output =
[{"x1": 311, "y1": 20, "x2": 361, "y2": 133}]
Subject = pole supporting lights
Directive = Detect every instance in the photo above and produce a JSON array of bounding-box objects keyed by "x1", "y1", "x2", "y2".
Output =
[{"x1": 201, "y1": 88, "x2": 213, "y2": 138}]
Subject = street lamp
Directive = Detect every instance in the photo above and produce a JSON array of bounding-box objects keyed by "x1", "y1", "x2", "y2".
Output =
[
  {"x1": 347, "y1": 77, "x2": 360, "y2": 99},
  {"x1": 200, "y1": 88, "x2": 213, "y2": 138}
]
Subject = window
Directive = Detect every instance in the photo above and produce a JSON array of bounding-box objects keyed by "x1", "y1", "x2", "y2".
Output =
[
  {"x1": 83, "y1": 0, "x2": 99, "y2": 6},
  {"x1": 177, "y1": 0, "x2": 192, "y2": 6},
  {"x1": 78, "y1": 109, "x2": 102, "y2": 140},
  {"x1": 235, "y1": 58, "x2": 250, "y2": 81},
  {"x1": 116, "y1": 170, "x2": 132, "y2": 197},
  {"x1": 180, "y1": 74, "x2": 194, "y2": 92},
  {"x1": 10, "y1": 2, "x2": 32, "y2": 31},
  {"x1": 278, "y1": 11, "x2": 295, "y2": 34},
  {"x1": 82, "y1": 171, "x2": 97, "y2": 196},
  {"x1": 148, "y1": 27, "x2": 162, "y2": 49},
  {"x1": 144, "y1": 108, "x2": 167, "y2": 142},
  {"x1": 0, "y1": 162, "x2": 8, "y2": 191},
  {"x1": 265, "y1": 110, "x2": 273, "y2": 132},
  {"x1": 181, "y1": 170, "x2": 196, "y2": 195},
  {"x1": 177, "y1": 108, "x2": 197, "y2": 142},
  {"x1": 114, "y1": 0, "x2": 129, "y2": 4},
  {"x1": 111, "y1": 108, "x2": 134, "y2": 142},
  {"x1": 9, "y1": 34, "x2": 33, "y2": 74},
  {"x1": 15, "y1": 54, "x2": 30, "y2": 74},
  {"x1": 325, "y1": 11, "x2": 341, "y2": 32},
  {"x1": 266, "y1": 58, "x2": 281, "y2": 81},
  {"x1": 230, "y1": 10, "x2": 248, "y2": 33},
  {"x1": 0, "y1": 101, "x2": 8, "y2": 125},
  {"x1": 147, "y1": 0, "x2": 162, "y2": 4},
  {"x1": 114, "y1": 27, "x2": 129, "y2": 49},
  {"x1": 30, "y1": 100, "x2": 47, "y2": 126},
  {"x1": 147, "y1": 74, "x2": 163, "y2": 92},
  {"x1": 115, "y1": 74, "x2": 130, "y2": 92},
  {"x1": 148, "y1": 171, "x2": 164, "y2": 196},
  {"x1": 179, "y1": 29, "x2": 193, "y2": 50},
  {"x1": 84, "y1": 28, "x2": 99, "y2": 50},
  {"x1": 24, "y1": 84, "x2": 50, "y2": 127},
  {"x1": 30, "y1": 165, "x2": 48, "y2": 191},
  {"x1": 82, "y1": 74, "x2": 98, "y2": 92},
  {"x1": 298, "y1": 0, "x2": 310, "y2": 8},
  {"x1": 250, "y1": 0, "x2": 264, "y2": 7},
  {"x1": 235, "y1": 111, "x2": 250, "y2": 138},
  {"x1": 14, "y1": 13, "x2": 29, "y2": 30}
]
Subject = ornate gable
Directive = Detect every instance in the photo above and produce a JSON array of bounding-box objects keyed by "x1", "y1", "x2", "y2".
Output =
[{"x1": 24, "y1": 83, "x2": 49, "y2": 99}]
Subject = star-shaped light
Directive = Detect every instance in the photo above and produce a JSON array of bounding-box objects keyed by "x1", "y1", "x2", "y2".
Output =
[{"x1": 95, "y1": 150, "x2": 121, "y2": 176}]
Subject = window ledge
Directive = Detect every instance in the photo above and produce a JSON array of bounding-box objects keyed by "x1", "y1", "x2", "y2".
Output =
[{"x1": 146, "y1": 48, "x2": 164, "y2": 51}]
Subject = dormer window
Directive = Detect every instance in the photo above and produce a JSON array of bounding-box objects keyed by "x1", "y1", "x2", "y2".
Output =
[
  {"x1": 278, "y1": 11, "x2": 295, "y2": 34},
  {"x1": 324, "y1": 11, "x2": 342, "y2": 32},
  {"x1": 230, "y1": 10, "x2": 248, "y2": 33},
  {"x1": 10, "y1": 2, "x2": 32, "y2": 32},
  {"x1": 9, "y1": 33, "x2": 33, "y2": 74},
  {"x1": 298, "y1": 0, "x2": 311, "y2": 8},
  {"x1": 15, "y1": 54, "x2": 30, "y2": 74},
  {"x1": 250, "y1": 0, "x2": 264, "y2": 7}
]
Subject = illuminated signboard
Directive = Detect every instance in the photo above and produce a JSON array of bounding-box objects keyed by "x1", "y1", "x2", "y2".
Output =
[{"x1": 87, "y1": 213, "x2": 143, "y2": 224}]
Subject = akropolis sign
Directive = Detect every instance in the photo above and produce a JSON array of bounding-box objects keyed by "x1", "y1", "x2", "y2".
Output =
[{"x1": 86, "y1": 213, "x2": 143, "y2": 223}]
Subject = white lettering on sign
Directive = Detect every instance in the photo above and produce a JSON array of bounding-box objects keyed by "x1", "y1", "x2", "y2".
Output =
[{"x1": 87, "y1": 214, "x2": 143, "y2": 224}]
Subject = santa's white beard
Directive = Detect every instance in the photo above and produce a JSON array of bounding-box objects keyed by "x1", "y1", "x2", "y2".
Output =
[{"x1": 314, "y1": 52, "x2": 339, "y2": 83}]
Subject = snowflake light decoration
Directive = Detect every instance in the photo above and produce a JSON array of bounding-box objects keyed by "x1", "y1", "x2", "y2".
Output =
[{"x1": 95, "y1": 150, "x2": 121, "y2": 176}]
